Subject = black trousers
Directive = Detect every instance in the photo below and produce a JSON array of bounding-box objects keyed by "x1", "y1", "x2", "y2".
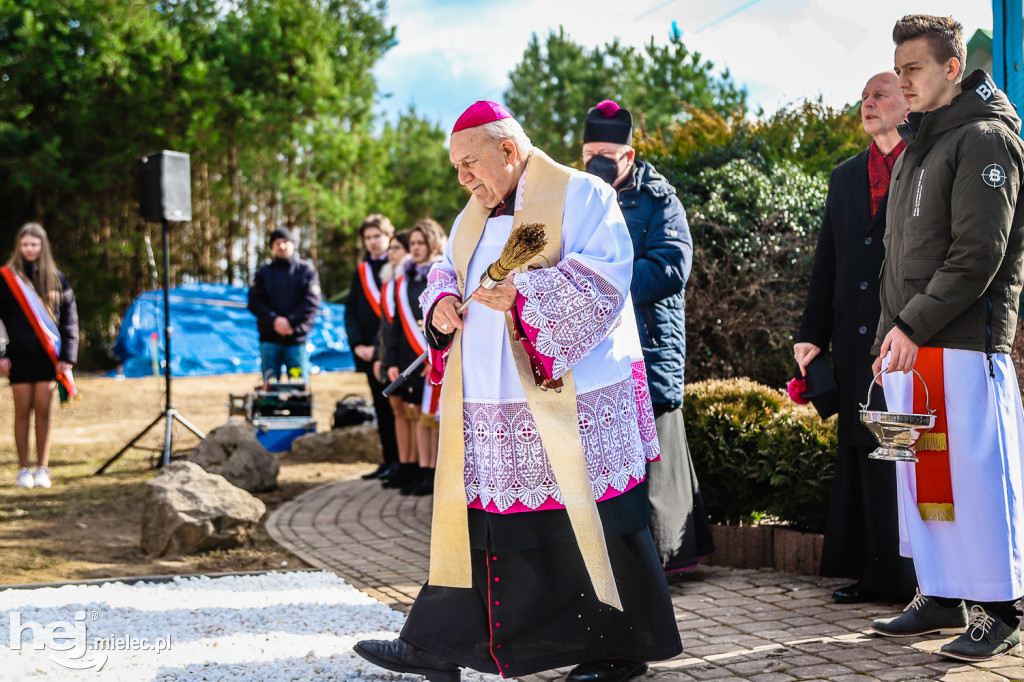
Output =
[
  {"x1": 932, "y1": 596, "x2": 1023, "y2": 628},
  {"x1": 355, "y1": 358, "x2": 398, "y2": 464}
]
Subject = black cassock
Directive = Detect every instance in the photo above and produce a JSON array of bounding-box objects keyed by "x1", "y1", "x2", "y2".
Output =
[
  {"x1": 401, "y1": 485, "x2": 682, "y2": 677},
  {"x1": 796, "y1": 149, "x2": 916, "y2": 598}
]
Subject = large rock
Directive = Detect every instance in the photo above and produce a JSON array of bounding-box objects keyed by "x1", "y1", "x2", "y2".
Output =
[
  {"x1": 141, "y1": 461, "x2": 266, "y2": 558},
  {"x1": 189, "y1": 421, "x2": 279, "y2": 492},
  {"x1": 289, "y1": 424, "x2": 381, "y2": 463}
]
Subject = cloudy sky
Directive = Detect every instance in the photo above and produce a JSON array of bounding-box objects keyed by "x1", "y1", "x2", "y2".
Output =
[{"x1": 372, "y1": 0, "x2": 993, "y2": 128}]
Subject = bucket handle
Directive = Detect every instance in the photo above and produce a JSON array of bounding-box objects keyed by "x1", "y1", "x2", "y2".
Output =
[{"x1": 861, "y1": 369, "x2": 935, "y2": 414}]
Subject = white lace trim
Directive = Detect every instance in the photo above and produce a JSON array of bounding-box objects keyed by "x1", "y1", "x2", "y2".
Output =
[
  {"x1": 419, "y1": 266, "x2": 459, "y2": 314},
  {"x1": 463, "y1": 373, "x2": 650, "y2": 511},
  {"x1": 514, "y1": 255, "x2": 624, "y2": 379},
  {"x1": 632, "y1": 360, "x2": 660, "y2": 462}
]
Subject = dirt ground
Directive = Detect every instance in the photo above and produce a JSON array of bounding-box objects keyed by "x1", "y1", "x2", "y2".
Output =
[{"x1": 0, "y1": 371, "x2": 377, "y2": 586}]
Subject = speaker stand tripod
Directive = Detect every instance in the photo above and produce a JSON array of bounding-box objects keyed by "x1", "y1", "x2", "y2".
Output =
[{"x1": 96, "y1": 219, "x2": 205, "y2": 474}]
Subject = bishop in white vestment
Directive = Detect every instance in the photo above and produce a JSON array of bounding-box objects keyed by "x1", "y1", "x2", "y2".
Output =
[{"x1": 354, "y1": 102, "x2": 682, "y2": 682}]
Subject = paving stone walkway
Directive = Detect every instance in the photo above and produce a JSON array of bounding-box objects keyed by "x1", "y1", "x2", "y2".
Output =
[{"x1": 266, "y1": 479, "x2": 1024, "y2": 681}]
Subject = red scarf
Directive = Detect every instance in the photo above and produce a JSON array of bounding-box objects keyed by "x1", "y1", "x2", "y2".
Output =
[{"x1": 867, "y1": 139, "x2": 906, "y2": 217}]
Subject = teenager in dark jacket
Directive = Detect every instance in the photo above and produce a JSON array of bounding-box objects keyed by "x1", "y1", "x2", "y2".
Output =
[
  {"x1": 344, "y1": 214, "x2": 400, "y2": 481},
  {"x1": 247, "y1": 227, "x2": 320, "y2": 384},
  {"x1": 583, "y1": 100, "x2": 714, "y2": 572},
  {"x1": 869, "y1": 16, "x2": 1024, "y2": 662},
  {"x1": 0, "y1": 222, "x2": 78, "y2": 489}
]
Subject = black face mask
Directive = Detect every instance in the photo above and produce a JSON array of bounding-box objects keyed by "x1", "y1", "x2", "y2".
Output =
[{"x1": 585, "y1": 155, "x2": 620, "y2": 185}]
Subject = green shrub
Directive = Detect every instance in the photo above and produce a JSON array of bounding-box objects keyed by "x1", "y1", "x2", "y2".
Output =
[{"x1": 683, "y1": 378, "x2": 837, "y2": 533}]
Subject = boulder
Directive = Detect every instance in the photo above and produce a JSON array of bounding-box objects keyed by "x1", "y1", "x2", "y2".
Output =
[
  {"x1": 289, "y1": 424, "x2": 382, "y2": 463},
  {"x1": 141, "y1": 461, "x2": 266, "y2": 558},
  {"x1": 189, "y1": 421, "x2": 279, "y2": 492}
]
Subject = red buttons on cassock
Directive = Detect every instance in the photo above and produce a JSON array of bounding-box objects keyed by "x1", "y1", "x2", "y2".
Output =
[
  {"x1": 496, "y1": 644, "x2": 502, "y2": 649},
  {"x1": 492, "y1": 555, "x2": 498, "y2": 561},
  {"x1": 495, "y1": 622, "x2": 501, "y2": 627},
  {"x1": 494, "y1": 577, "x2": 500, "y2": 582},
  {"x1": 504, "y1": 664, "x2": 510, "y2": 670},
  {"x1": 494, "y1": 600, "x2": 500, "y2": 606}
]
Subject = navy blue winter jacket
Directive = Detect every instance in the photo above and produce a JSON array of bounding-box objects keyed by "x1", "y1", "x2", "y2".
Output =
[
  {"x1": 617, "y1": 160, "x2": 692, "y2": 409},
  {"x1": 247, "y1": 255, "x2": 321, "y2": 345}
]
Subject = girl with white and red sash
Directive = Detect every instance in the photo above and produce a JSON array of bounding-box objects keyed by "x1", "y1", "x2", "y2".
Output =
[
  {"x1": 0, "y1": 223, "x2": 79, "y2": 490},
  {"x1": 384, "y1": 219, "x2": 445, "y2": 496},
  {"x1": 375, "y1": 230, "x2": 419, "y2": 488}
]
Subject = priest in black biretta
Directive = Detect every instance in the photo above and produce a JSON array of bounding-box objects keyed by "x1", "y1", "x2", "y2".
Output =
[{"x1": 582, "y1": 99, "x2": 714, "y2": 574}]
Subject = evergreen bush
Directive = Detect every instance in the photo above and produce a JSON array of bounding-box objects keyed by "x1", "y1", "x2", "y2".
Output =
[{"x1": 683, "y1": 378, "x2": 837, "y2": 533}]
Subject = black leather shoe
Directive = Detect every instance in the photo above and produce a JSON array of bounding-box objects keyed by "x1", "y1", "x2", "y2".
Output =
[
  {"x1": 833, "y1": 582, "x2": 872, "y2": 603},
  {"x1": 565, "y1": 659, "x2": 648, "y2": 682},
  {"x1": 361, "y1": 462, "x2": 391, "y2": 480},
  {"x1": 353, "y1": 638, "x2": 460, "y2": 682}
]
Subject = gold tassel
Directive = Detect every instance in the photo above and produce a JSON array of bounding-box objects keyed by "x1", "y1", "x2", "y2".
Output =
[
  {"x1": 918, "y1": 503, "x2": 955, "y2": 522},
  {"x1": 915, "y1": 432, "x2": 947, "y2": 451}
]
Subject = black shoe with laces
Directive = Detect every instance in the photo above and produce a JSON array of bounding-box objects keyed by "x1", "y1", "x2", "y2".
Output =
[
  {"x1": 871, "y1": 590, "x2": 968, "y2": 637},
  {"x1": 939, "y1": 605, "x2": 1023, "y2": 661}
]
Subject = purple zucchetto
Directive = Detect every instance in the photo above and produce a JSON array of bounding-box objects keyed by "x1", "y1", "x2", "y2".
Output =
[{"x1": 452, "y1": 101, "x2": 514, "y2": 133}]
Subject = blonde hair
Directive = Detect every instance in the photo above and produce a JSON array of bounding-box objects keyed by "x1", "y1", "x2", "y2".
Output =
[{"x1": 7, "y1": 222, "x2": 62, "y2": 320}]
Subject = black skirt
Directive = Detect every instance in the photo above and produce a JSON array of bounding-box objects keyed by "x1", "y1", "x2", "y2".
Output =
[
  {"x1": 401, "y1": 485, "x2": 683, "y2": 677},
  {"x1": 648, "y1": 407, "x2": 716, "y2": 571},
  {"x1": 7, "y1": 347, "x2": 56, "y2": 384}
]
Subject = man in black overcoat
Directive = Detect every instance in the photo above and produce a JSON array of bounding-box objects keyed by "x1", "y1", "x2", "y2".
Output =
[{"x1": 794, "y1": 71, "x2": 917, "y2": 603}]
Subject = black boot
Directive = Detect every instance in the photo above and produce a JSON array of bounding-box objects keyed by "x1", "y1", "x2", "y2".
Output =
[
  {"x1": 377, "y1": 461, "x2": 400, "y2": 481},
  {"x1": 383, "y1": 463, "x2": 418, "y2": 489},
  {"x1": 411, "y1": 467, "x2": 435, "y2": 496},
  {"x1": 565, "y1": 660, "x2": 649, "y2": 682},
  {"x1": 361, "y1": 462, "x2": 391, "y2": 480},
  {"x1": 401, "y1": 467, "x2": 428, "y2": 495},
  {"x1": 354, "y1": 638, "x2": 460, "y2": 682}
]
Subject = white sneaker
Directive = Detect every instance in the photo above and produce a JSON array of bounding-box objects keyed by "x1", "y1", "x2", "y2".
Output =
[
  {"x1": 34, "y1": 467, "x2": 51, "y2": 489},
  {"x1": 15, "y1": 468, "x2": 34, "y2": 488}
]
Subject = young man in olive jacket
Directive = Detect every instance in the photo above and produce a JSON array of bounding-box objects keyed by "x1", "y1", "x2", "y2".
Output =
[
  {"x1": 869, "y1": 15, "x2": 1024, "y2": 662},
  {"x1": 582, "y1": 100, "x2": 714, "y2": 572},
  {"x1": 794, "y1": 72, "x2": 916, "y2": 605}
]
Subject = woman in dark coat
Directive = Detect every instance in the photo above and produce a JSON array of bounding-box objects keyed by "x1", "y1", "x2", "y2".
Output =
[{"x1": 0, "y1": 222, "x2": 78, "y2": 489}]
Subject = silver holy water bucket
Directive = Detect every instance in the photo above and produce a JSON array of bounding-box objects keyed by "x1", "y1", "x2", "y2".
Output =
[{"x1": 859, "y1": 369, "x2": 936, "y2": 462}]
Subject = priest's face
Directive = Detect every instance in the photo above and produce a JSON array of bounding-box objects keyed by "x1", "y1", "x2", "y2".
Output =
[
  {"x1": 861, "y1": 72, "x2": 908, "y2": 138},
  {"x1": 450, "y1": 128, "x2": 519, "y2": 208}
]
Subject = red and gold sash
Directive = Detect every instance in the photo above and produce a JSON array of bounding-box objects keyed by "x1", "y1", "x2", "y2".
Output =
[
  {"x1": 0, "y1": 266, "x2": 78, "y2": 404},
  {"x1": 913, "y1": 347, "x2": 953, "y2": 521},
  {"x1": 395, "y1": 275, "x2": 426, "y2": 356},
  {"x1": 358, "y1": 262, "x2": 382, "y2": 318}
]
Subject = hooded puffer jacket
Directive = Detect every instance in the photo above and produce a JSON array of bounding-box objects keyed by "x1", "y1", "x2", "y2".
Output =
[{"x1": 874, "y1": 70, "x2": 1024, "y2": 355}]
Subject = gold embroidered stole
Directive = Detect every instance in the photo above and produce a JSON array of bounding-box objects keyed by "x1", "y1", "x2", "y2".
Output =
[{"x1": 429, "y1": 149, "x2": 622, "y2": 610}]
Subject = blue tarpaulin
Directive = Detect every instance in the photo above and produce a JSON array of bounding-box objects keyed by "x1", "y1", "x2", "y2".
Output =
[{"x1": 113, "y1": 283, "x2": 354, "y2": 377}]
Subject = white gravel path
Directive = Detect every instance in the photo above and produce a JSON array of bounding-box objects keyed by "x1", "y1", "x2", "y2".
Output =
[{"x1": 0, "y1": 570, "x2": 504, "y2": 681}]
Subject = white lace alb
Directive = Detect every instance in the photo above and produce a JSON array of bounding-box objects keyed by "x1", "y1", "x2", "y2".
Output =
[
  {"x1": 463, "y1": 372, "x2": 658, "y2": 512},
  {"x1": 515, "y1": 255, "x2": 624, "y2": 379}
]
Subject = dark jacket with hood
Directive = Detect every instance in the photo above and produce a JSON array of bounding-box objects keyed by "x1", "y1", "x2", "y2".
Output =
[
  {"x1": 247, "y1": 254, "x2": 321, "y2": 346},
  {"x1": 873, "y1": 70, "x2": 1024, "y2": 355},
  {"x1": 617, "y1": 160, "x2": 692, "y2": 409}
]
